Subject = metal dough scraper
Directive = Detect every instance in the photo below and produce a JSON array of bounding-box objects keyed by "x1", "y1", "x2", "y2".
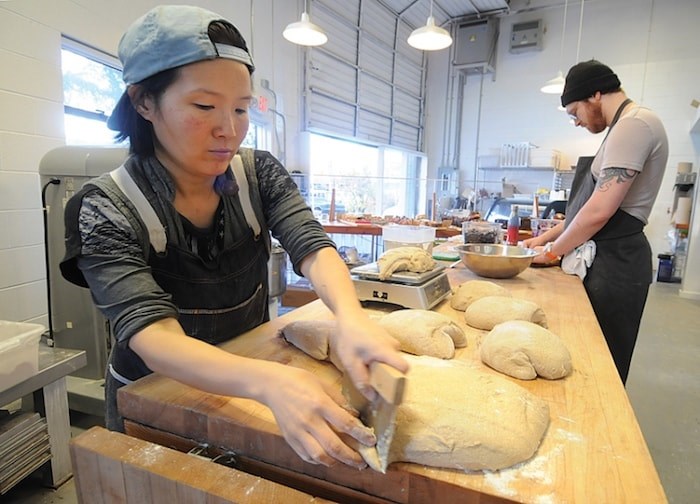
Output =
[{"x1": 342, "y1": 362, "x2": 406, "y2": 473}]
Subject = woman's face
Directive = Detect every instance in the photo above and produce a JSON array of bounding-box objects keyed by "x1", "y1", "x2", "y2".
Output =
[{"x1": 139, "y1": 58, "x2": 252, "y2": 183}]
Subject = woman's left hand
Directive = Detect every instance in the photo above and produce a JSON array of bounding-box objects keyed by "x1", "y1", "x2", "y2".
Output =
[{"x1": 330, "y1": 315, "x2": 409, "y2": 401}]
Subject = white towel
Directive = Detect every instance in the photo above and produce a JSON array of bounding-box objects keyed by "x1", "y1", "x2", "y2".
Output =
[{"x1": 561, "y1": 240, "x2": 596, "y2": 280}]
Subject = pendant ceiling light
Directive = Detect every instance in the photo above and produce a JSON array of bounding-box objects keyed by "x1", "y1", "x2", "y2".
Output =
[
  {"x1": 283, "y1": 2, "x2": 327, "y2": 47},
  {"x1": 540, "y1": 0, "x2": 568, "y2": 94},
  {"x1": 408, "y1": 0, "x2": 453, "y2": 51}
]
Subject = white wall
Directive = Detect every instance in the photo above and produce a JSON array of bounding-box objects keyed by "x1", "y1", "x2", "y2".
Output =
[
  {"x1": 425, "y1": 0, "x2": 700, "y2": 295},
  {"x1": 0, "y1": 0, "x2": 304, "y2": 325}
]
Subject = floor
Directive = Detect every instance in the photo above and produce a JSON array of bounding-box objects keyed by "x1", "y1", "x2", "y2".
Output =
[{"x1": 2, "y1": 281, "x2": 698, "y2": 503}]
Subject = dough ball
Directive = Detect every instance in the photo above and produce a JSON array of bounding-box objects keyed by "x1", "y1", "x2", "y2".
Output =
[
  {"x1": 379, "y1": 309, "x2": 466, "y2": 359},
  {"x1": 279, "y1": 320, "x2": 333, "y2": 360},
  {"x1": 464, "y1": 296, "x2": 547, "y2": 330},
  {"x1": 480, "y1": 320, "x2": 573, "y2": 380},
  {"x1": 385, "y1": 355, "x2": 550, "y2": 471},
  {"x1": 450, "y1": 280, "x2": 511, "y2": 311}
]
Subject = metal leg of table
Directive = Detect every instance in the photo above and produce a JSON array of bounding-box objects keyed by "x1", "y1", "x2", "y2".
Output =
[{"x1": 33, "y1": 376, "x2": 73, "y2": 488}]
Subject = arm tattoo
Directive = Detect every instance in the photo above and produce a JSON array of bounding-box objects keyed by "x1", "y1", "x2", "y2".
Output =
[{"x1": 596, "y1": 168, "x2": 637, "y2": 192}]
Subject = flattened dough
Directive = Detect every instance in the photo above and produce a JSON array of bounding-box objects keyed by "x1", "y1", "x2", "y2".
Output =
[
  {"x1": 464, "y1": 296, "x2": 547, "y2": 330},
  {"x1": 379, "y1": 309, "x2": 466, "y2": 359},
  {"x1": 384, "y1": 355, "x2": 550, "y2": 471},
  {"x1": 481, "y1": 320, "x2": 573, "y2": 380},
  {"x1": 450, "y1": 279, "x2": 511, "y2": 311}
]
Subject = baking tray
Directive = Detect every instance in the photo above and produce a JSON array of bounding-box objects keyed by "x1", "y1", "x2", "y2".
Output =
[{"x1": 350, "y1": 263, "x2": 445, "y2": 284}]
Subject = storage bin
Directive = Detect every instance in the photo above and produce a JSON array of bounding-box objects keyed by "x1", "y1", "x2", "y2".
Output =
[
  {"x1": 0, "y1": 321, "x2": 44, "y2": 392},
  {"x1": 382, "y1": 225, "x2": 436, "y2": 253},
  {"x1": 462, "y1": 221, "x2": 502, "y2": 244},
  {"x1": 656, "y1": 254, "x2": 674, "y2": 283},
  {"x1": 530, "y1": 218, "x2": 560, "y2": 237}
]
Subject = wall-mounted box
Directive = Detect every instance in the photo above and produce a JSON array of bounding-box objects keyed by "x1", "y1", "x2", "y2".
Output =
[
  {"x1": 509, "y1": 19, "x2": 543, "y2": 54},
  {"x1": 454, "y1": 18, "x2": 499, "y2": 66}
]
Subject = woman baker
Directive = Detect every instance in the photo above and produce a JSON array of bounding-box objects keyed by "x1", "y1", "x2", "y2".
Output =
[{"x1": 60, "y1": 4, "x2": 407, "y2": 469}]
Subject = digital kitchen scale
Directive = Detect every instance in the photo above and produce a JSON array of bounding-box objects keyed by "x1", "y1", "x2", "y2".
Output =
[{"x1": 350, "y1": 263, "x2": 452, "y2": 310}]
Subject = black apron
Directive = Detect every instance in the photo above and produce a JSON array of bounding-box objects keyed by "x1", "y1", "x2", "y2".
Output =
[
  {"x1": 564, "y1": 99, "x2": 651, "y2": 384},
  {"x1": 105, "y1": 170, "x2": 269, "y2": 431}
]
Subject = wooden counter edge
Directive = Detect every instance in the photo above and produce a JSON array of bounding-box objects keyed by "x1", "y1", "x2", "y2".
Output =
[{"x1": 69, "y1": 425, "x2": 337, "y2": 503}]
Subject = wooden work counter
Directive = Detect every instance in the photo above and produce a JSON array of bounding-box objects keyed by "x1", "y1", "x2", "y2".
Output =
[
  {"x1": 116, "y1": 265, "x2": 666, "y2": 503},
  {"x1": 322, "y1": 221, "x2": 461, "y2": 239}
]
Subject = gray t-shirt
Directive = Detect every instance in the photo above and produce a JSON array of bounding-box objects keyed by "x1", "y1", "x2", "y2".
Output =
[{"x1": 591, "y1": 105, "x2": 669, "y2": 224}]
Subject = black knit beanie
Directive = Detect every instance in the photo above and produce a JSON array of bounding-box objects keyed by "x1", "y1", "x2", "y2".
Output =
[{"x1": 560, "y1": 60, "x2": 621, "y2": 107}]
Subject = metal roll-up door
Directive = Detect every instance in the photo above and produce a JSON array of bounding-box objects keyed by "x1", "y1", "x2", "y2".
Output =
[{"x1": 305, "y1": 0, "x2": 425, "y2": 151}]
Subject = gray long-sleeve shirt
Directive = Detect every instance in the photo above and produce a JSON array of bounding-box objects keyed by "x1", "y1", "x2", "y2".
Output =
[{"x1": 61, "y1": 149, "x2": 334, "y2": 346}]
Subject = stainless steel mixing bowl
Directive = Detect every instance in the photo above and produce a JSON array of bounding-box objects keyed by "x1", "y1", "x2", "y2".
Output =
[{"x1": 453, "y1": 244, "x2": 538, "y2": 279}]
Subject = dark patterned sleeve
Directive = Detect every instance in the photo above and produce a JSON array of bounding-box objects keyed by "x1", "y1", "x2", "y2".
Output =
[
  {"x1": 254, "y1": 151, "x2": 336, "y2": 276},
  {"x1": 74, "y1": 190, "x2": 178, "y2": 343}
]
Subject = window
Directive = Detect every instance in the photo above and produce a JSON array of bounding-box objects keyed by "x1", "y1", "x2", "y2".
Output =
[
  {"x1": 61, "y1": 38, "x2": 126, "y2": 145},
  {"x1": 306, "y1": 133, "x2": 427, "y2": 218}
]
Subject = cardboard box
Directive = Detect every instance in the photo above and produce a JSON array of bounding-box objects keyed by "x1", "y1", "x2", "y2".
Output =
[{"x1": 0, "y1": 321, "x2": 44, "y2": 392}]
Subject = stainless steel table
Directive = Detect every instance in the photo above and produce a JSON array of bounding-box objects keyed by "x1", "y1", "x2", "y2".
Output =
[{"x1": 0, "y1": 343, "x2": 86, "y2": 488}]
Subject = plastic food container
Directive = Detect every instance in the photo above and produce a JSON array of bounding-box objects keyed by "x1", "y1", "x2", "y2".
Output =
[
  {"x1": 462, "y1": 221, "x2": 502, "y2": 244},
  {"x1": 530, "y1": 218, "x2": 560, "y2": 237},
  {"x1": 0, "y1": 321, "x2": 44, "y2": 392},
  {"x1": 382, "y1": 225, "x2": 436, "y2": 253}
]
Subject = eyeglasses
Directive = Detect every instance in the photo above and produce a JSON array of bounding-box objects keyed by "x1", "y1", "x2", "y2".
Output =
[{"x1": 566, "y1": 104, "x2": 579, "y2": 122}]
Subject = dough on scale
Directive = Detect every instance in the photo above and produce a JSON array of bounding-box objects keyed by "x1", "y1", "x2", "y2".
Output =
[
  {"x1": 450, "y1": 279, "x2": 511, "y2": 311},
  {"x1": 481, "y1": 320, "x2": 573, "y2": 380},
  {"x1": 376, "y1": 246, "x2": 436, "y2": 280},
  {"x1": 464, "y1": 296, "x2": 547, "y2": 330}
]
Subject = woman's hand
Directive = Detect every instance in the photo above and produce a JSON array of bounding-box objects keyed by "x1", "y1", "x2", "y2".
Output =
[
  {"x1": 530, "y1": 245, "x2": 561, "y2": 265},
  {"x1": 299, "y1": 246, "x2": 410, "y2": 400},
  {"x1": 330, "y1": 315, "x2": 409, "y2": 401},
  {"x1": 261, "y1": 363, "x2": 375, "y2": 468},
  {"x1": 522, "y1": 235, "x2": 546, "y2": 249}
]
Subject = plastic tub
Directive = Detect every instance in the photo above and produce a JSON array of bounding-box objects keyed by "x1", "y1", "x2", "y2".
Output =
[
  {"x1": 530, "y1": 218, "x2": 560, "y2": 237},
  {"x1": 462, "y1": 221, "x2": 502, "y2": 244},
  {"x1": 382, "y1": 225, "x2": 436, "y2": 253},
  {"x1": 0, "y1": 321, "x2": 44, "y2": 392}
]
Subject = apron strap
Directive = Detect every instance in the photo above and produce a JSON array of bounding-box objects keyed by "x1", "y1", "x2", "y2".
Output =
[
  {"x1": 231, "y1": 153, "x2": 262, "y2": 238},
  {"x1": 110, "y1": 164, "x2": 167, "y2": 253}
]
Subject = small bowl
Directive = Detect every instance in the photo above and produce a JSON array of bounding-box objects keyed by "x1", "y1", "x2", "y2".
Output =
[{"x1": 453, "y1": 244, "x2": 537, "y2": 279}]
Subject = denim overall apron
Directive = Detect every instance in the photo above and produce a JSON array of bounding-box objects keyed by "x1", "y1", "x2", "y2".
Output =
[
  {"x1": 564, "y1": 99, "x2": 651, "y2": 384},
  {"x1": 105, "y1": 153, "x2": 270, "y2": 430}
]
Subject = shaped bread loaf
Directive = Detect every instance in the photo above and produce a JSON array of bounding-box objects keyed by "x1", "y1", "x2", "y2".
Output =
[
  {"x1": 480, "y1": 320, "x2": 572, "y2": 380},
  {"x1": 450, "y1": 279, "x2": 511, "y2": 311},
  {"x1": 464, "y1": 296, "x2": 547, "y2": 330},
  {"x1": 376, "y1": 246, "x2": 436, "y2": 280},
  {"x1": 378, "y1": 309, "x2": 466, "y2": 359},
  {"x1": 278, "y1": 320, "x2": 342, "y2": 369}
]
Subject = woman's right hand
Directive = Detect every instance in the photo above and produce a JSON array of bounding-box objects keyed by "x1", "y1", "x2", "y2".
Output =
[
  {"x1": 522, "y1": 235, "x2": 546, "y2": 249},
  {"x1": 261, "y1": 363, "x2": 375, "y2": 469}
]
